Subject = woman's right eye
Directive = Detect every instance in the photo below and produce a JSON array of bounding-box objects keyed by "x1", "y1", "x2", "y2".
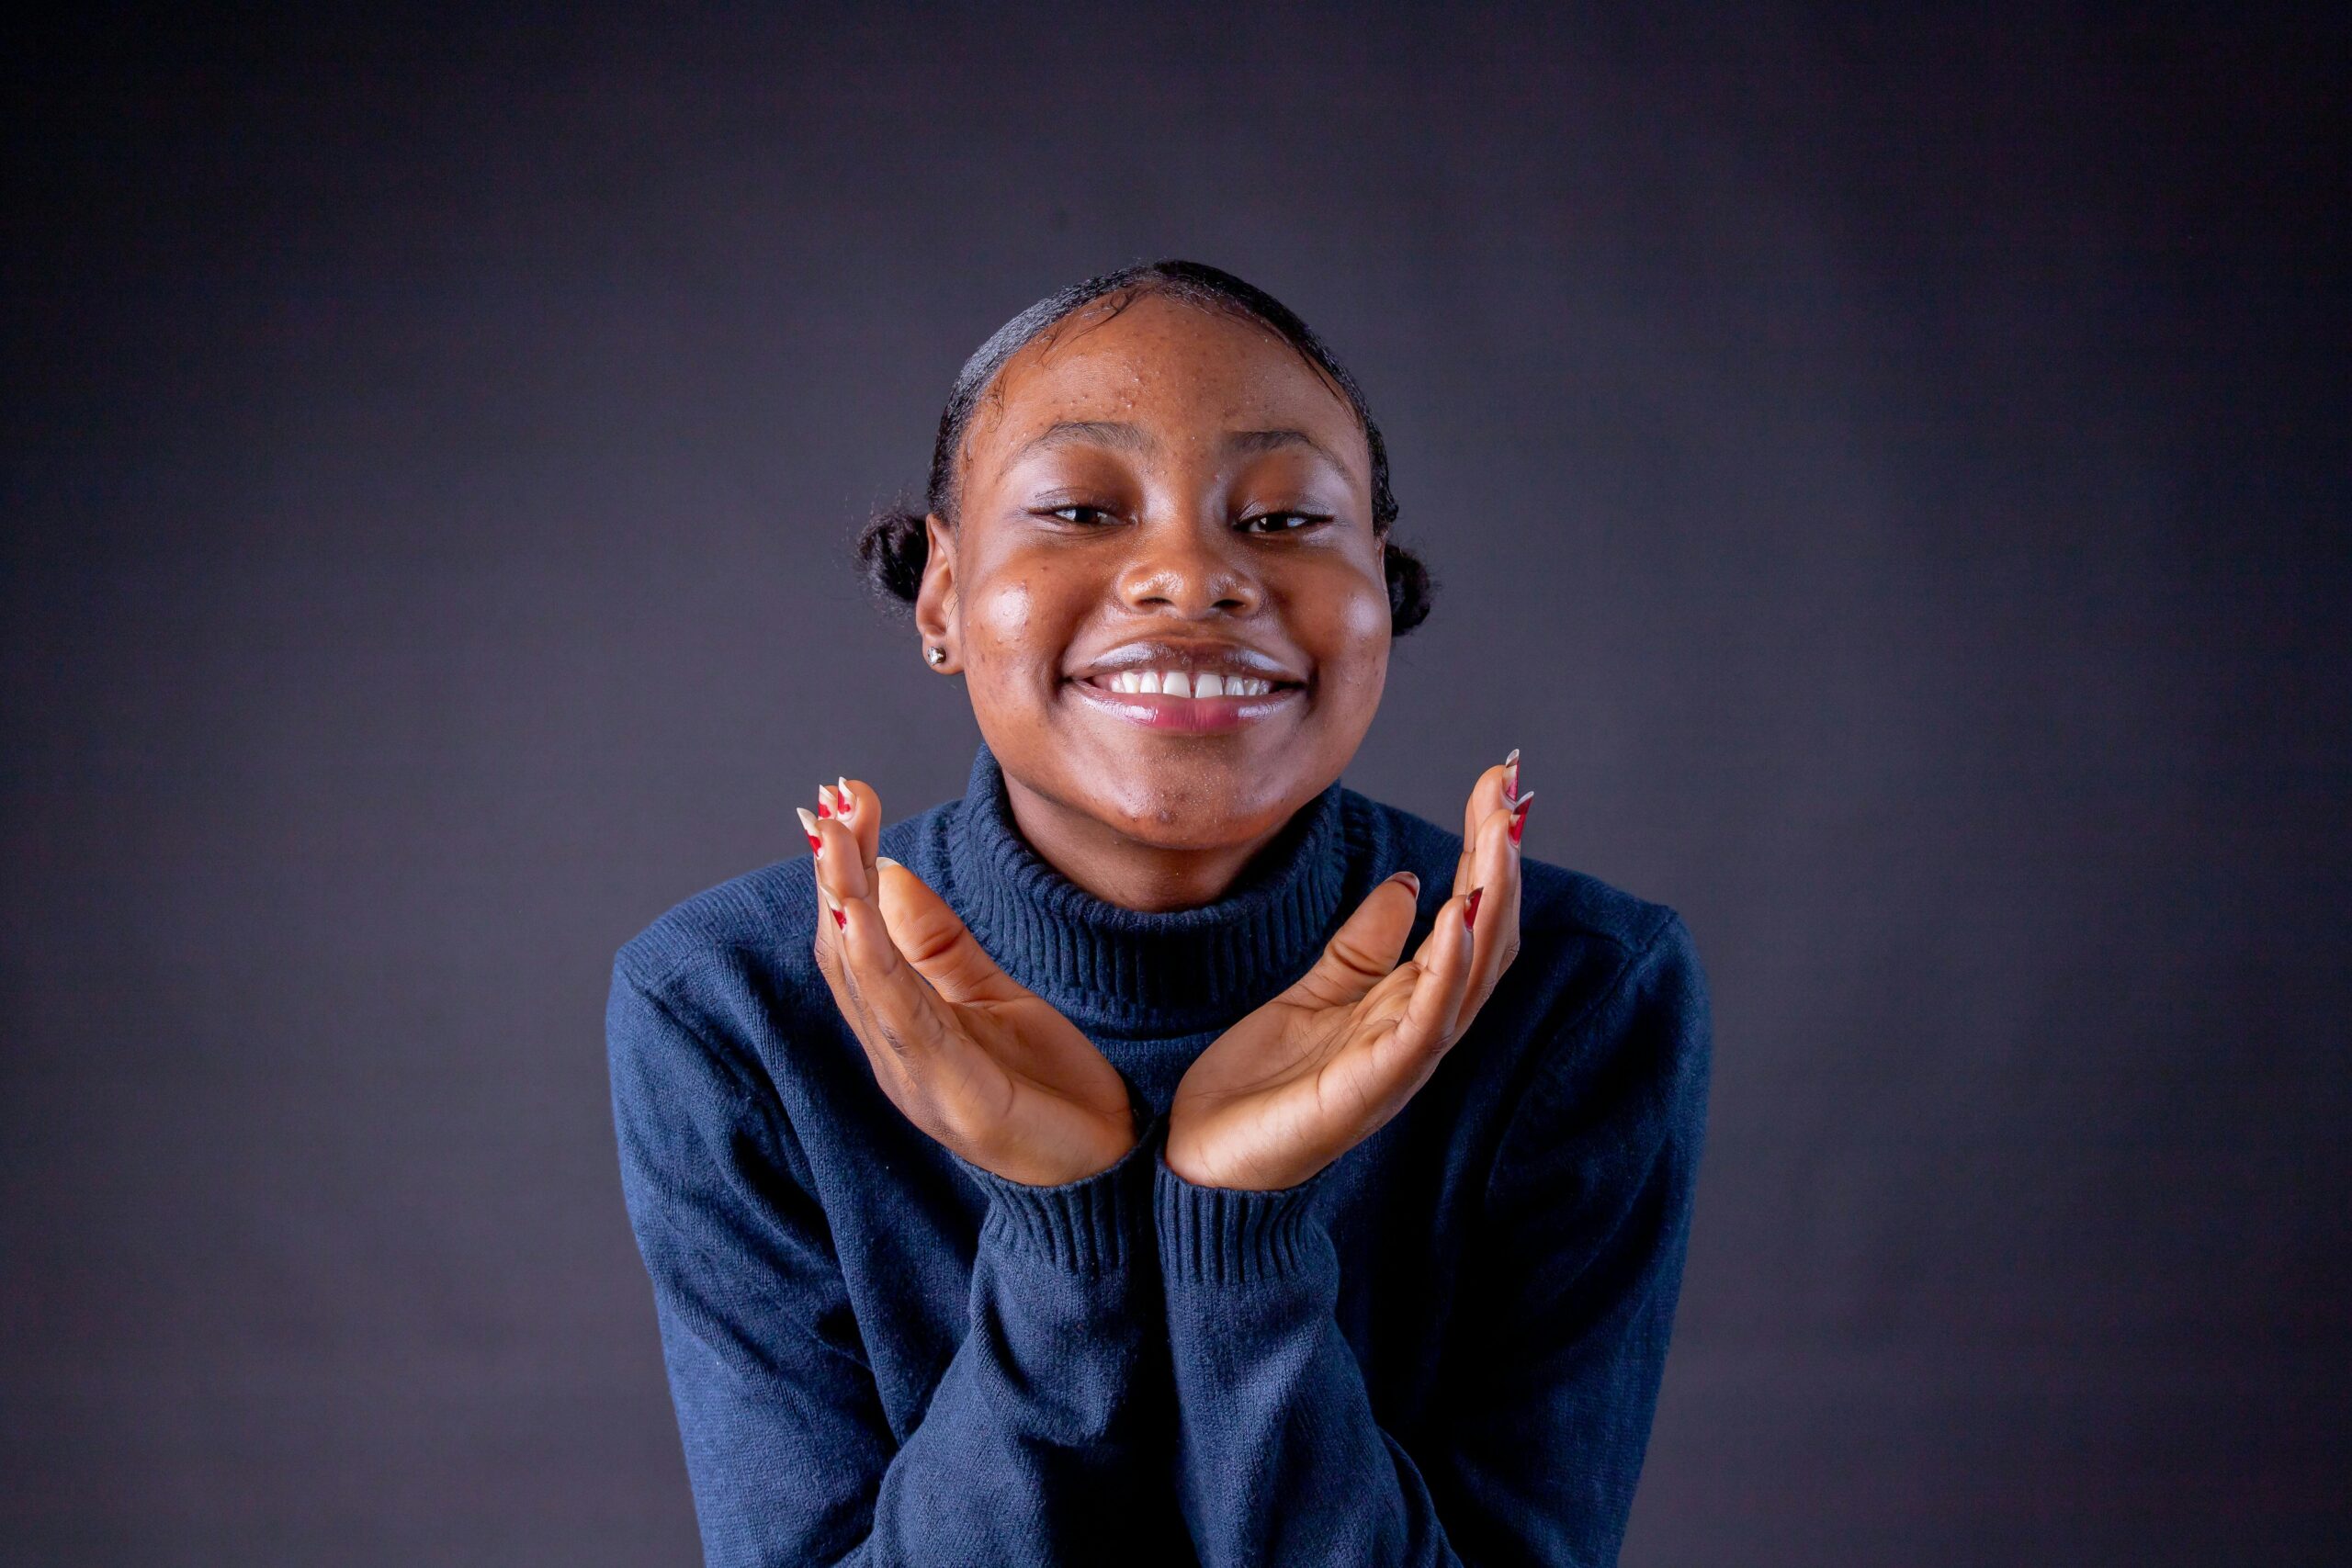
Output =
[{"x1": 1041, "y1": 504, "x2": 1118, "y2": 525}]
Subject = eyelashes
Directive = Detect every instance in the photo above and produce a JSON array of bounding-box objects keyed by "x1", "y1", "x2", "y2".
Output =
[
  {"x1": 1238, "y1": 511, "x2": 1328, "y2": 534},
  {"x1": 1035, "y1": 504, "x2": 1332, "y2": 534}
]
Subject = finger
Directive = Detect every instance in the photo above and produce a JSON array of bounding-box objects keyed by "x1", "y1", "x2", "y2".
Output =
[
  {"x1": 834, "y1": 882, "x2": 1009, "y2": 1109},
  {"x1": 1453, "y1": 800, "x2": 1526, "y2": 1035},
  {"x1": 1281, "y1": 871, "x2": 1421, "y2": 1010},
  {"x1": 1365, "y1": 886, "x2": 1478, "y2": 1088},
  {"x1": 872, "y1": 855, "x2": 1028, "y2": 1004},
  {"x1": 1454, "y1": 754, "x2": 1516, "y2": 896},
  {"x1": 828, "y1": 775, "x2": 881, "y2": 886},
  {"x1": 810, "y1": 811, "x2": 870, "y2": 923}
]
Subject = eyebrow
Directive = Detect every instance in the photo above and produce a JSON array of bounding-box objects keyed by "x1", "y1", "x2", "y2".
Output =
[{"x1": 1012, "y1": 420, "x2": 1351, "y2": 472}]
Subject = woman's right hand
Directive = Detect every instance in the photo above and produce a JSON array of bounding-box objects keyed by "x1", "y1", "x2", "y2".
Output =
[{"x1": 803, "y1": 777, "x2": 1137, "y2": 1187}]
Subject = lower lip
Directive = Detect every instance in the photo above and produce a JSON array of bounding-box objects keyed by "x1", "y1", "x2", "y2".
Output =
[{"x1": 1069, "y1": 679, "x2": 1303, "y2": 733}]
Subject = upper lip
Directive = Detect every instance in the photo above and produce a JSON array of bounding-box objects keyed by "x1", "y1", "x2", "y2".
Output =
[{"x1": 1069, "y1": 637, "x2": 1306, "y2": 686}]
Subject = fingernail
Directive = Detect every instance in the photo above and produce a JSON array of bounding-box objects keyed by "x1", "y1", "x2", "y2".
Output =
[
  {"x1": 1503, "y1": 747, "x2": 1521, "y2": 806},
  {"x1": 1509, "y1": 790, "x2": 1534, "y2": 846},
  {"x1": 1464, "y1": 886, "x2": 1484, "y2": 930},
  {"x1": 876, "y1": 854, "x2": 900, "y2": 869},
  {"x1": 1390, "y1": 870, "x2": 1420, "y2": 897},
  {"x1": 796, "y1": 806, "x2": 822, "y2": 852},
  {"x1": 820, "y1": 886, "x2": 844, "y2": 928},
  {"x1": 817, "y1": 783, "x2": 838, "y2": 818},
  {"x1": 835, "y1": 776, "x2": 854, "y2": 818}
]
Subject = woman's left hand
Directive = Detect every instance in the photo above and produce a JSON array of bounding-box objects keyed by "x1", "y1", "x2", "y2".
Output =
[{"x1": 1166, "y1": 755, "x2": 1532, "y2": 1190}]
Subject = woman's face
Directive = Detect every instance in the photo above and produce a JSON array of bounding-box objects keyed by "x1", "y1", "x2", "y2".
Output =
[{"x1": 917, "y1": 290, "x2": 1391, "y2": 853}]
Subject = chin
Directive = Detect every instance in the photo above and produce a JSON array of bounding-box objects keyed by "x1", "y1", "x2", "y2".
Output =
[{"x1": 1085, "y1": 767, "x2": 1301, "y2": 850}]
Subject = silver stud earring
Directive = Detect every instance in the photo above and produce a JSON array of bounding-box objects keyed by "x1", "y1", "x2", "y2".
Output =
[{"x1": 925, "y1": 645, "x2": 946, "y2": 666}]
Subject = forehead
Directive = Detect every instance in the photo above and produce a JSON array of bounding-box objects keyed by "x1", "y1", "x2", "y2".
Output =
[{"x1": 963, "y1": 291, "x2": 1365, "y2": 470}]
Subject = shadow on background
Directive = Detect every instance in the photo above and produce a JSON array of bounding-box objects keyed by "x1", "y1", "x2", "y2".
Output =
[{"x1": 4, "y1": 6, "x2": 2346, "y2": 1563}]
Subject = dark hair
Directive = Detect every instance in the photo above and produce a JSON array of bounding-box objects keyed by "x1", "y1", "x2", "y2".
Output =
[{"x1": 854, "y1": 258, "x2": 1434, "y2": 636}]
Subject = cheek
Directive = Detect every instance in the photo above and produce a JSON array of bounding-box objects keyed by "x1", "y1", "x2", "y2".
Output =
[
  {"x1": 1301, "y1": 566, "x2": 1393, "y2": 698},
  {"x1": 968, "y1": 575, "x2": 1035, "y2": 662},
  {"x1": 1341, "y1": 574, "x2": 1391, "y2": 647}
]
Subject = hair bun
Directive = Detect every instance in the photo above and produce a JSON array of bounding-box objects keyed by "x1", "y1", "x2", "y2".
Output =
[
  {"x1": 1385, "y1": 539, "x2": 1435, "y2": 636},
  {"x1": 855, "y1": 509, "x2": 929, "y2": 607}
]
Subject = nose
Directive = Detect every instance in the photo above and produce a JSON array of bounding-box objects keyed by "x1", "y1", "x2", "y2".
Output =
[{"x1": 1114, "y1": 515, "x2": 1261, "y2": 618}]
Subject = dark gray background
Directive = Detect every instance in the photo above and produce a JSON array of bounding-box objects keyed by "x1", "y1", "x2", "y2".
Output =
[{"x1": 6, "y1": 6, "x2": 2346, "y2": 1563}]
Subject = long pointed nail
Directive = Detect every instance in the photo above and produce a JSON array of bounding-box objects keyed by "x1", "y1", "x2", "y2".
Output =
[
  {"x1": 817, "y1": 783, "x2": 838, "y2": 818},
  {"x1": 1464, "y1": 886, "x2": 1485, "y2": 930},
  {"x1": 1509, "y1": 790, "x2": 1534, "y2": 846},
  {"x1": 1503, "y1": 748, "x2": 1521, "y2": 806},
  {"x1": 796, "y1": 806, "x2": 822, "y2": 852},
  {"x1": 820, "y1": 886, "x2": 844, "y2": 928},
  {"x1": 835, "y1": 776, "x2": 854, "y2": 818}
]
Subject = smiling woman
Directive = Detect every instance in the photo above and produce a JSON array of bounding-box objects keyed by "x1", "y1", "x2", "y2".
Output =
[{"x1": 605, "y1": 259, "x2": 1711, "y2": 1566}]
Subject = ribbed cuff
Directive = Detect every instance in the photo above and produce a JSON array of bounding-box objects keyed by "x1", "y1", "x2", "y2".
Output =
[
  {"x1": 1153, "y1": 1150, "x2": 1335, "y2": 1286},
  {"x1": 953, "y1": 1113, "x2": 1164, "y2": 1275}
]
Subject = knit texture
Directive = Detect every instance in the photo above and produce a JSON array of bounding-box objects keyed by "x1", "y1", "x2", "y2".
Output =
[{"x1": 607, "y1": 741, "x2": 1712, "y2": 1566}]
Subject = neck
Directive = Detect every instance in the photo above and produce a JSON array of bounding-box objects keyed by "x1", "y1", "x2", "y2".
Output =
[{"x1": 1002, "y1": 773, "x2": 1287, "y2": 912}]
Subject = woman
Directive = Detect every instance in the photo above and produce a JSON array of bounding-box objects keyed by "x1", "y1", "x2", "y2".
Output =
[{"x1": 606, "y1": 259, "x2": 1712, "y2": 1566}]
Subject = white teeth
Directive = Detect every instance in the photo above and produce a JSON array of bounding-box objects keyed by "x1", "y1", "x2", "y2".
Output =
[{"x1": 1100, "y1": 669, "x2": 1281, "y2": 698}]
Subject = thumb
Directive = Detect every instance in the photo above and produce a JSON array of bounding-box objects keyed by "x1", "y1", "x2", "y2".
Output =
[
  {"x1": 874, "y1": 857, "x2": 1023, "y2": 1004},
  {"x1": 1282, "y1": 871, "x2": 1420, "y2": 1010}
]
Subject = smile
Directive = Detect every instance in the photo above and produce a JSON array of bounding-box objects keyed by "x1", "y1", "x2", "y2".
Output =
[
  {"x1": 1093, "y1": 669, "x2": 1274, "y2": 698},
  {"x1": 1069, "y1": 671, "x2": 1303, "y2": 732}
]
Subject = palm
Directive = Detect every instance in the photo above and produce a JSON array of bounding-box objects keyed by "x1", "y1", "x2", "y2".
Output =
[
  {"x1": 809, "y1": 779, "x2": 1133, "y2": 1186},
  {"x1": 896, "y1": 960, "x2": 1134, "y2": 1170},
  {"x1": 1169, "y1": 956, "x2": 1432, "y2": 1190},
  {"x1": 1168, "y1": 756, "x2": 1528, "y2": 1191}
]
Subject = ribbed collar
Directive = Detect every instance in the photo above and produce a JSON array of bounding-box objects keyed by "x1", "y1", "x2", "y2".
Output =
[{"x1": 943, "y1": 742, "x2": 1352, "y2": 1035}]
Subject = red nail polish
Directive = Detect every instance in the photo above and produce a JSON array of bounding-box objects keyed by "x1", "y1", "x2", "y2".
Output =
[
  {"x1": 1509, "y1": 790, "x2": 1534, "y2": 846},
  {"x1": 831, "y1": 904, "x2": 846, "y2": 929},
  {"x1": 816, "y1": 799, "x2": 832, "y2": 819},
  {"x1": 807, "y1": 832, "x2": 823, "y2": 852},
  {"x1": 1464, "y1": 887, "x2": 1484, "y2": 930}
]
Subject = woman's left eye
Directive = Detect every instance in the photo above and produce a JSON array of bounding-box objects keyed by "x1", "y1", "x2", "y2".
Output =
[{"x1": 1239, "y1": 511, "x2": 1324, "y2": 534}]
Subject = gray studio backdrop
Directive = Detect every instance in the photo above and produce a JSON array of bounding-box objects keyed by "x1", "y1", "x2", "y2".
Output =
[{"x1": 5, "y1": 8, "x2": 2345, "y2": 1564}]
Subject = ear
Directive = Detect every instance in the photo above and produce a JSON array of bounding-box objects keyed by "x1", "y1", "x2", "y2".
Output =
[{"x1": 912, "y1": 513, "x2": 959, "y2": 671}]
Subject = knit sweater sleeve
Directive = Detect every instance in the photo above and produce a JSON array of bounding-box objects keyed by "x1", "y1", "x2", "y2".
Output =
[
  {"x1": 605, "y1": 954, "x2": 1169, "y2": 1568},
  {"x1": 1153, "y1": 911, "x2": 1713, "y2": 1568}
]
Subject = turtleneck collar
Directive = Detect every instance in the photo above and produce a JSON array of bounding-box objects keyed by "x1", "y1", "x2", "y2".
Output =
[{"x1": 942, "y1": 742, "x2": 1353, "y2": 1036}]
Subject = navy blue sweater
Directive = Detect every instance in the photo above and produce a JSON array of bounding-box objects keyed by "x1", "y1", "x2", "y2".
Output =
[{"x1": 606, "y1": 743, "x2": 1711, "y2": 1567}]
